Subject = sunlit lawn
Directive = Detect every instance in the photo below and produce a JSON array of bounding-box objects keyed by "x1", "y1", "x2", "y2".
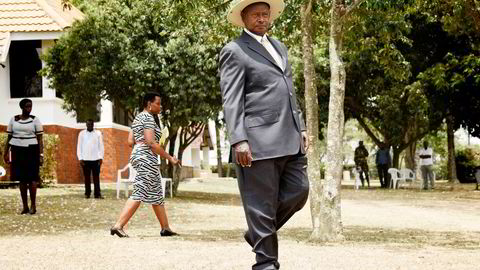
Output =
[
  {"x1": 0, "y1": 181, "x2": 479, "y2": 248},
  {"x1": 0, "y1": 184, "x2": 242, "y2": 237}
]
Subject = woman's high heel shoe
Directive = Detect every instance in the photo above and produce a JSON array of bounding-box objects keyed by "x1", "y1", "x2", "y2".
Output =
[
  {"x1": 110, "y1": 227, "x2": 129, "y2": 238},
  {"x1": 160, "y1": 229, "x2": 178, "y2": 237}
]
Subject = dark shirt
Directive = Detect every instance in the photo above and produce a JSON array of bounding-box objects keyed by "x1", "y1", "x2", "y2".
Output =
[{"x1": 376, "y1": 148, "x2": 391, "y2": 165}]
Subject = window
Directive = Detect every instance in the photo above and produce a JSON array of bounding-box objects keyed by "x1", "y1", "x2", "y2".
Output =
[
  {"x1": 113, "y1": 102, "x2": 133, "y2": 126},
  {"x1": 9, "y1": 40, "x2": 43, "y2": 98}
]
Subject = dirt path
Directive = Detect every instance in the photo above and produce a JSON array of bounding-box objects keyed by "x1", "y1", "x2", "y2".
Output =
[{"x1": 0, "y1": 179, "x2": 479, "y2": 269}]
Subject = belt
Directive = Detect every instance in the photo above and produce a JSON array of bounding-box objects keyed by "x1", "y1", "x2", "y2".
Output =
[{"x1": 12, "y1": 136, "x2": 37, "y2": 139}]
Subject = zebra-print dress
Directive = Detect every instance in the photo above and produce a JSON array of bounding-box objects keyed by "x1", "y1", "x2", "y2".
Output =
[{"x1": 129, "y1": 111, "x2": 164, "y2": 205}]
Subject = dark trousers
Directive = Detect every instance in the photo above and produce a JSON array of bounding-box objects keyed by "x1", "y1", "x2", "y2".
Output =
[
  {"x1": 377, "y1": 164, "x2": 389, "y2": 188},
  {"x1": 236, "y1": 154, "x2": 309, "y2": 270},
  {"x1": 82, "y1": 160, "x2": 101, "y2": 197}
]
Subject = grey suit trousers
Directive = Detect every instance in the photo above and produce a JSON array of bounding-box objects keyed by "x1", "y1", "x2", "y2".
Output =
[{"x1": 236, "y1": 153, "x2": 309, "y2": 270}]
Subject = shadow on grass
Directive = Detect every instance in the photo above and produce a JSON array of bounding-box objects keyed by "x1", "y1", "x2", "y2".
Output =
[
  {"x1": 136, "y1": 226, "x2": 480, "y2": 250},
  {"x1": 280, "y1": 226, "x2": 480, "y2": 250},
  {"x1": 174, "y1": 191, "x2": 241, "y2": 206}
]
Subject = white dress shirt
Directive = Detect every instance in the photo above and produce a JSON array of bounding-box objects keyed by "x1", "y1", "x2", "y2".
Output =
[
  {"x1": 418, "y1": 147, "x2": 433, "y2": 166},
  {"x1": 77, "y1": 129, "x2": 104, "y2": 161},
  {"x1": 244, "y1": 28, "x2": 284, "y2": 71}
]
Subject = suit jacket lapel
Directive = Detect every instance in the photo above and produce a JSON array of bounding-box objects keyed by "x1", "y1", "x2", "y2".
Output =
[
  {"x1": 268, "y1": 37, "x2": 287, "y2": 71},
  {"x1": 240, "y1": 31, "x2": 283, "y2": 72}
]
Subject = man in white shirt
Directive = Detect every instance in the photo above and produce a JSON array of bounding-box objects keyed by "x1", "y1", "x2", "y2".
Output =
[
  {"x1": 418, "y1": 141, "x2": 434, "y2": 190},
  {"x1": 77, "y1": 119, "x2": 105, "y2": 199}
]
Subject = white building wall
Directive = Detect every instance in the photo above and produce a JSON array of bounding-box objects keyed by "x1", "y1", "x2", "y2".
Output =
[
  {"x1": 0, "y1": 54, "x2": 10, "y2": 117},
  {"x1": 207, "y1": 120, "x2": 230, "y2": 166},
  {"x1": 455, "y1": 128, "x2": 480, "y2": 146},
  {"x1": 1, "y1": 39, "x2": 115, "y2": 129}
]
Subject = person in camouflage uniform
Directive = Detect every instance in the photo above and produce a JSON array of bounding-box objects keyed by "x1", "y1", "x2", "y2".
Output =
[{"x1": 354, "y1": 141, "x2": 370, "y2": 188}]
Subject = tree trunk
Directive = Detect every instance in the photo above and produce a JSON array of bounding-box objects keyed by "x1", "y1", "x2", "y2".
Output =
[
  {"x1": 404, "y1": 121, "x2": 417, "y2": 170},
  {"x1": 300, "y1": 0, "x2": 323, "y2": 237},
  {"x1": 392, "y1": 147, "x2": 401, "y2": 169},
  {"x1": 172, "y1": 146, "x2": 185, "y2": 195},
  {"x1": 215, "y1": 121, "x2": 223, "y2": 177},
  {"x1": 166, "y1": 127, "x2": 178, "y2": 178},
  {"x1": 405, "y1": 142, "x2": 416, "y2": 170},
  {"x1": 447, "y1": 114, "x2": 458, "y2": 183},
  {"x1": 317, "y1": 1, "x2": 345, "y2": 242}
]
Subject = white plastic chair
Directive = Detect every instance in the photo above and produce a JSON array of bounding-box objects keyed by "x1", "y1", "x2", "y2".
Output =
[
  {"x1": 399, "y1": 168, "x2": 416, "y2": 189},
  {"x1": 387, "y1": 168, "x2": 404, "y2": 189},
  {"x1": 116, "y1": 163, "x2": 173, "y2": 199},
  {"x1": 157, "y1": 156, "x2": 173, "y2": 198},
  {"x1": 161, "y1": 177, "x2": 173, "y2": 198},
  {"x1": 116, "y1": 163, "x2": 136, "y2": 199}
]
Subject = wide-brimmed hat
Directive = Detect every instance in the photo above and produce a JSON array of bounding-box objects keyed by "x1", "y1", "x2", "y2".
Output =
[{"x1": 227, "y1": 0, "x2": 285, "y2": 28}]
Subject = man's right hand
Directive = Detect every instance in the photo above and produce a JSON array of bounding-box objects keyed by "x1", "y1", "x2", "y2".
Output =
[
  {"x1": 80, "y1": 160, "x2": 85, "y2": 167},
  {"x1": 234, "y1": 141, "x2": 252, "y2": 167}
]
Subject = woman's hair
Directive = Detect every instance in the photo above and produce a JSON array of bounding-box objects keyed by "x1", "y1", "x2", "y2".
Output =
[
  {"x1": 142, "y1": 92, "x2": 161, "y2": 127},
  {"x1": 142, "y1": 92, "x2": 161, "y2": 108},
  {"x1": 19, "y1": 98, "x2": 32, "y2": 109}
]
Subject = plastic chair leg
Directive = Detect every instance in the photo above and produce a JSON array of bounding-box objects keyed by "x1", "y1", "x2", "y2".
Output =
[
  {"x1": 116, "y1": 182, "x2": 120, "y2": 199},
  {"x1": 124, "y1": 183, "x2": 129, "y2": 198}
]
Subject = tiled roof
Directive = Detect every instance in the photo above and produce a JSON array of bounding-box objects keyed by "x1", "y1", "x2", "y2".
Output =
[{"x1": 0, "y1": 0, "x2": 84, "y2": 62}]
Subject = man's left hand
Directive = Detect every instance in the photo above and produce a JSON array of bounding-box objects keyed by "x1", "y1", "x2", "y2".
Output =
[
  {"x1": 302, "y1": 131, "x2": 309, "y2": 151},
  {"x1": 99, "y1": 159, "x2": 103, "y2": 166}
]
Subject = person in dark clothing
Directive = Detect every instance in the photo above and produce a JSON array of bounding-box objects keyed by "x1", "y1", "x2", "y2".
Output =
[
  {"x1": 354, "y1": 141, "x2": 370, "y2": 188},
  {"x1": 3, "y1": 98, "x2": 43, "y2": 214},
  {"x1": 375, "y1": 142, "x2": 391, "y2": 188}
]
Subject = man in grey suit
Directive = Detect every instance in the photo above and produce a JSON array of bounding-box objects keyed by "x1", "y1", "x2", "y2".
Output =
[{"x1": 219, "y1": 1, "x2": 309, "y2": 269}]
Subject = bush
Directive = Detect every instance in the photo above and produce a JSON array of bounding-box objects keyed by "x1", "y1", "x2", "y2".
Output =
[
  {"x1": 456, "y1": 148, "x2": 480, "y2": 183},
  {"x1": 211, "y1": 163, "x2": 237, "y2": 178},
  {"x1": 435, "y1": 162, "x2": 448, "y2": 181},
  {"x1": 0, "y1": 133, "x2": 59, "y2": 186}
]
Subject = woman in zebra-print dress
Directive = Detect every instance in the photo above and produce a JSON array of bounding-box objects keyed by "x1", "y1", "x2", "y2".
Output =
[{"x1": 110, "y1": 92, "x2": 181, "y2": 238}]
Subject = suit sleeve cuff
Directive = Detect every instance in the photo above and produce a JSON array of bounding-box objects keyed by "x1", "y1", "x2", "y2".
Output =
[{"x1": 229, "y1": 137, "x2": 248, "y2": 147}]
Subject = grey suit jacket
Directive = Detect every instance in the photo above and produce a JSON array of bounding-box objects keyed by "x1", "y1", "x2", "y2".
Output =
[{"x1": 219, "y1": 31, "x2": 306, "y2": 161}]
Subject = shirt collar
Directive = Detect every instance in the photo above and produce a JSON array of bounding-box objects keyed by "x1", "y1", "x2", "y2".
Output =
[{"x1": 244, "y1": 28, "x2": 267, "y2": 44}]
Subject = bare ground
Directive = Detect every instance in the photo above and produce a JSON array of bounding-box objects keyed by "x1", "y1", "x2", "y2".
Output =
[{"x1": 0, "y1": 179, "x2": 479, "y2": 270}]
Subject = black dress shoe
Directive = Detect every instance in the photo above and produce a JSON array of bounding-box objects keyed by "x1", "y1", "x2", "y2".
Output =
[
  {"x1": 160, "y1": 229, "x2": 178, "y2": 237},
  {"x1": 94, "y1": 195, "x2": 104, "y2": 199},
  {"x1": 29, "y1": 208, "x2": 36, "y2": 215},
  {"x1": 20, "y1": 208, "x2": 29, "y2": 215},
  {"x1": 110, "y1": 227, "x2": 129, "y2": 238},
  {"x1": 85, "y1": 195, "x2": 90, "y2": 199}
]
